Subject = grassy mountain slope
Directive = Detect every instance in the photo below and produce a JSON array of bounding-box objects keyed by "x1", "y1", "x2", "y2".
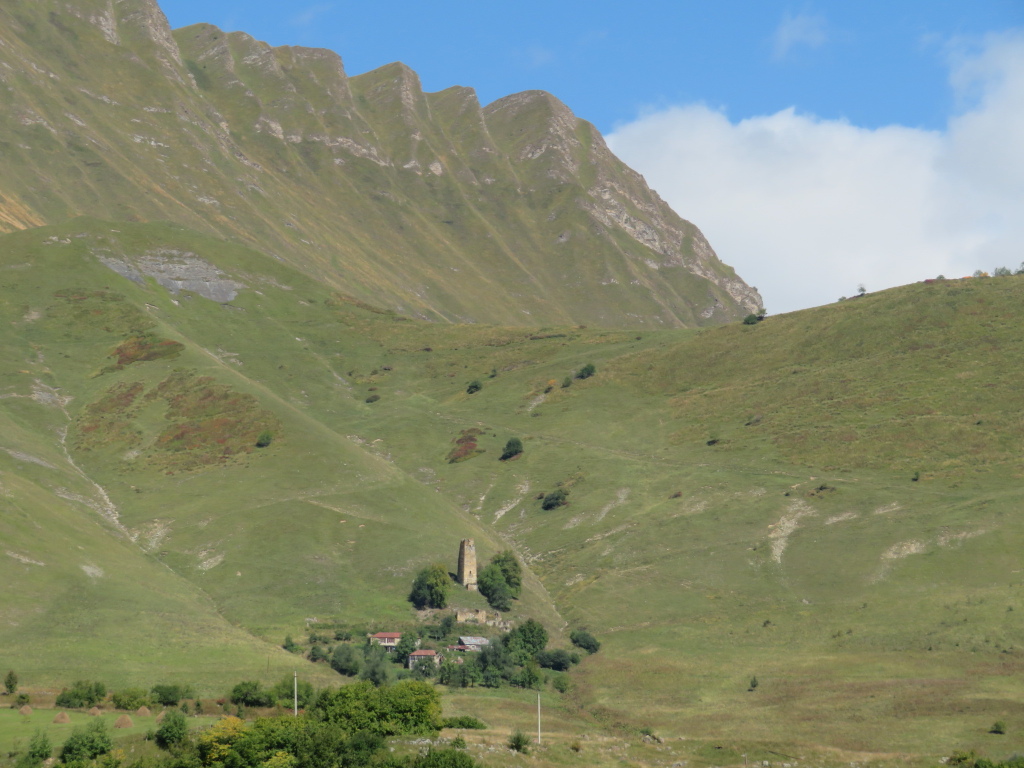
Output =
[
  {"x1": 0, "y1": 0, "x2": 760, "y2": 328},
  {"x1": 2, "y1": 219, "x2": 1024, "y2": 758}
]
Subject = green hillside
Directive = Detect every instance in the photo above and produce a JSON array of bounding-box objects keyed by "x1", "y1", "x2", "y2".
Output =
[{"x1": 2, "y1": 219, "x2": 1024, "y2": 762}]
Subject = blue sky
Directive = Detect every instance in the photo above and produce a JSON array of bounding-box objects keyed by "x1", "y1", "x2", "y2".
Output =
[{"x1": 160, "y1": 1, "x2": 1024, "y2": 313}]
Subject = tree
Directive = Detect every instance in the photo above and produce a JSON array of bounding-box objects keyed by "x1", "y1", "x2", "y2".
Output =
[
  {"x1": 491, "y1": 551, "x2": 522, "y2": 598},
  {"x1": 151, "y1": 684, "x2": 194, "y2": 706},
  {"x1": 575, "y1": 363, "x2": 596, "y2": 380},
  {"x1": 409, "y1": 564, "x2": 452, "y2": 610},
  {"x1": 331, "y1": 645, "x2": 361, "y2": 676},
  {"x1": 569, "y1": 629, "x2": 600, "y2": 654},
  {"x1": 15, "y1": 730, "x2": 51, "y2": 768},
  {"x1": 508, "y1": 619, "x2": 548, "y2": 655},
  {"x1": 155, "y1": 709, "x2": 189, "y2": 748},
  {"x1": 4, "y1": 670, "x2": 17, "y2": 695},
  {"x1": 60, "y1": 720, "x2": 112, "y2": 763},
  {"x1": 229, "y1": 680, "x2": 273, "y2": 707},
  {"x1": 270, "y1": 676, "x2": 314, "y2": 708},
  {"x1": 742, "y1": 314, "x2": 759, "y2": 325},
  {"x1": 394, "y1": 633, "x2": 418, "y2": 667},
  {"x1": 477, "y1": 564, "x2": 513, "y2": 611},
  {"x1": 360, "y1": 645, "x2": 393, "y2": 687},
  {"x1": 499, "y1": 437, "x2": 523, "y2": 461}
]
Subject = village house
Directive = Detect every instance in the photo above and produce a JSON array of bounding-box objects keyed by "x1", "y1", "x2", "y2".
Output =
[
  {"x1": 408, "y1": 649, "x2": 441, "y2": 670},
  {"x1": 368, "y1": 632, "x2": 402, "y2": 652},
  {"x1": 459, "y1": 636, "x2": 489, "y2": 651}
]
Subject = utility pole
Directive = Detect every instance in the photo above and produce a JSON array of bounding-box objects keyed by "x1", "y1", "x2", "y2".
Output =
[
  {"x1": 293, "y1": 671, "x2": 298, "y2": 717},
  {"x1": 537, "y1": 693, "x2": 541, "y2": 745}
]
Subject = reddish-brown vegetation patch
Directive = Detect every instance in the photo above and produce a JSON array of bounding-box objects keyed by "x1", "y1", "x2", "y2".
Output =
[
  {"x1": 74, "y1": 381, "x2": 144, "y2": 452},
  {"x1": 147, "y1": 370, "x2": 280, "y2": 471},
  {"x1": 447, "y1": 428, "x2": 485, "y2": 464},
  {"x1": 105, "y1": 333, "x2": 183, "y2": 370}
]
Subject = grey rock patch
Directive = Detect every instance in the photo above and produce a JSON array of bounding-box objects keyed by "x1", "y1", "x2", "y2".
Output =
[{"x1": 98, "y1": 248, "x2": 245, "y2": 303}]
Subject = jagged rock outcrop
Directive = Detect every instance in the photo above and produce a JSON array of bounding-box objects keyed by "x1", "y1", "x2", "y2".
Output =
[{"x1": 0, "y1": 0, "x2": 761, "y2": 326}]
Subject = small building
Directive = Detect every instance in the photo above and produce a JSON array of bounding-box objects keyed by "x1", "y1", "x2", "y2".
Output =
[
  {"x1": 458, "y1": 636, "x2": 489, "y2": 651},
  {"x1": 408, "y1": 649, "x2": 441, "y2": 669},
  {"x1": 369, "y1": 632, "x2": 402, "y2": 652}
]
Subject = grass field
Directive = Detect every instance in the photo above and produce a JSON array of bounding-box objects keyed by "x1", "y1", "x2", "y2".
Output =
[{"x1": 3, "y1": 220, "x2": 1024, "y2": 761}]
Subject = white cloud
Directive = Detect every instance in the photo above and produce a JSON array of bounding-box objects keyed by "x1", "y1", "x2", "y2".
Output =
[
  {"x1": 773, "y1": 11, "x2": 828, "y2": 60},
  {"x1": 290, "y1": 3, "x2": 333, "y2": 27},
  {"x1": 606, "y1": 32, "x2": 1024, "y2": 314}
]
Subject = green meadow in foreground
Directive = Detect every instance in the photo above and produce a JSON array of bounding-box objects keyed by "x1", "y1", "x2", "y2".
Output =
[{"x1": 3, "y1": 219, "x2": 1024, "y2": 763}]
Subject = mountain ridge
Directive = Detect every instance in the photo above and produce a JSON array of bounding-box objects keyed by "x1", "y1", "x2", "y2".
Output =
[{"x1": 0, "y1": 0, "x2": 760, "y2": 328}]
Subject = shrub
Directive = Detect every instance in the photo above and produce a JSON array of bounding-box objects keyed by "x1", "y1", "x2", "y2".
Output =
[
  {"x1": 536, "y1": 649, "x2": 575, "y2": 671},
  {"x1": 410, "y1": 564, "x2": 452, "y2": 609},
  {"x1": 466, "y1": 380, "x2": 482, "y2": 394},
  {"x1": 451, "y1": 735, "x2": 467, "y2": 749},
  {"x1": 442, "y1": 715, "x2": 487, "y2": 729},
  {"x1": 575, "y1": 363, "x2": 596, "y2": 380},
  {"x1": 15, "y1": 693, "x2": 30, "y2": 707},
  {"x1": 508, "y1": 729, "x2": 530, "y2": 753},
  {"x1": 365, "y1": 394, "x2": 380, "y2": 403},
  {"x1": 112, "y1": 688, "x2": 150, "y2": 710},
  {"x1": 743, "y1": 314, "x2": 760, "y2": 325},
  {"x1": 150, "y1": 684, "x2": 194, "y2": 707},
  {"x1": 569, "y1": 629, "x2": 600, "y2": 654},
  {"x1": 283, "y1": 635, "x2": 301, "y2": 653},
  {"x1": 550, "y1": 673, "x2": 570, "y2": 693},
  {"x1": 55, "y1": 681, "x2": 106, "y2": 709},
  {"x1": 413, "y1": 747, "x2": 479, "y2": 767},
  {"x1": 561, "y1": 376, "x2": 572, "y2": 388},
  {"x1": 499, "y1": 437, "x2": 523, "y2": 461},
  {"x1": 990, "y1": 721, "x2": 1007, "y2": 734},
  {"x1": 229, "y1": 681, "x2": 273, "y2": 707},
  {"x1": 255, "y1": 430, "x2": 273, "y2": 448},
  {"x1": 541, "y1": 489, "x2": 568, "y2": 510},
  {"x1": 60, "y1": 720, "x2": 112, "y2": 763},
  {"x1": 155, "y1": 709, "x2": 189, "y2": 748},
  {"x1": 749, "y1": 675, "x2": 759, "y2": 691}
]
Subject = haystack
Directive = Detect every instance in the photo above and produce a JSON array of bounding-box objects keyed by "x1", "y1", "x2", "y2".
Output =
[
  {"x1": 155, "y1": 711, "x2": 166, "y2": 723},
  {"x1": 114, "y1": 715, "x2": 133, "y2": 729},
  {"x1": 88, "y1": 707, "x2": 102, "y2": 717},
  {"x1": 52, "y1": 712, "x2": 70, "y2": 724},
  {"x1": 19, "y1": 705, "x2": 32, "y2": 716},
  {"x1": 136, "y1": 706, "x2": 151, "y2": 717}
]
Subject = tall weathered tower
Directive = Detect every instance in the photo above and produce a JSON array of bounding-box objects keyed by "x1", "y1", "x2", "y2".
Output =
[{"x1": 457, "y1": 539, "x2": 478, "y2": 591}]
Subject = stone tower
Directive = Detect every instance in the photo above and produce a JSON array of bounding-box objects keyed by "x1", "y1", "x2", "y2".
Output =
[{"x1": 457, "y1": 539, "x2": 478, "y2": 591}]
